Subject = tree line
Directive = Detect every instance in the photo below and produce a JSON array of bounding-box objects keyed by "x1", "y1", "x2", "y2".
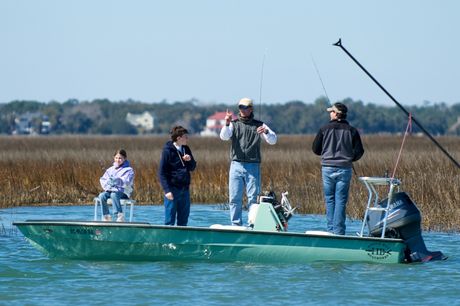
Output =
[{"x1": 0, "y1": 97, "x2": 459, "y2": 135}]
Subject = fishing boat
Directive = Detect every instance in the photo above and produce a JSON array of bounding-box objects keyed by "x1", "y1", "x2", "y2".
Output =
[{"x1": 13, "y1": 176, "x2": 445, "y2": 264}]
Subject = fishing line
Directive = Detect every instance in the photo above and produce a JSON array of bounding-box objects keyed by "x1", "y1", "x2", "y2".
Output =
[
  {"x1": 258, "y1": 50, "x2": 267, "y2": 121},
  {"x1": 310, "y1": 54, "x2": 331, "y2": 105},
  {"x1": 391, "y1": 113, "x2": 413, "y2": 179}
]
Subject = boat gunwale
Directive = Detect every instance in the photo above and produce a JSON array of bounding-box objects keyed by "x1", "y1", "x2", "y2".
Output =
[{"x1": 13, "y1": 220, "x2": 405, "y2": 243}]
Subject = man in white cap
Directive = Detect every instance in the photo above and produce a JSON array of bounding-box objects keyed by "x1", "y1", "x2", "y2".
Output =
[
  {"x1": 220, "y1": 97, "x2": 277, "y2": 226},
  {"x1": 312, "y1": 102, "x2": 364, "y2": 235}
]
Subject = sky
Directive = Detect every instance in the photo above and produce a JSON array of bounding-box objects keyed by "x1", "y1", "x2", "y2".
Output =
[{"x1": 1, "y1": 0, "x2": 459, "y2": 106}]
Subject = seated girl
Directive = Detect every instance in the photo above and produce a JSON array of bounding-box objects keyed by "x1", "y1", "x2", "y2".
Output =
[{"x1": 98, "y1": 149, "x2": 135, "y2": 222}]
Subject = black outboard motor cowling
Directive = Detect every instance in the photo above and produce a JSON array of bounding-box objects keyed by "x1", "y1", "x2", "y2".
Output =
[{"x1": 367, "y1": 192, "x2": 445, "y2": 262}]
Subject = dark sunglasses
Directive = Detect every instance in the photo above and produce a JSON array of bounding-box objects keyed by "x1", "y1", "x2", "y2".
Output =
[{"x1": 238, "y1": 105, "x2": 252, "y2": 110}]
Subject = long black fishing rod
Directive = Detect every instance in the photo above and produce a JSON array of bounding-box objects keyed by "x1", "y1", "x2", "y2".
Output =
[{"x1": 333, "y1": 38, "x2": 460, "y2": 169}]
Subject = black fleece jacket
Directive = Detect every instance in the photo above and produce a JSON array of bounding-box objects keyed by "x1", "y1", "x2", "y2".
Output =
[{"x1": 312, "y1": 119, "x2": 364, "y2": 168}]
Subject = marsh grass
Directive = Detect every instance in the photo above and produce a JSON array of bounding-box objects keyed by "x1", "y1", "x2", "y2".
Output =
[{"x1": 0, "y1": 135, "x2": 459, "y2": 231}]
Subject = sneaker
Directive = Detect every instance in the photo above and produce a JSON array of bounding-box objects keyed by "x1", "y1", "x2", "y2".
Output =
[
  {"x1": 103, "y1": 214, "x2": 112, "y2": 221},
  {"x1": 116, "y1": 213, "x2": 125, "y2": 222}
]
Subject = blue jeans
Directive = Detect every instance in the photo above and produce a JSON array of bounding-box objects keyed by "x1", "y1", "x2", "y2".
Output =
[
  {"x1": 322, "y1": 166, "x2": 352, "y2": 235},
  {"x1": 98, "y1": 191, "x2": 127, "y2": 215},
  {"x1": 164, "y1": 187, "x2": 190, "y2": 226},
  {"x1": 229, "y1": 161, "x2": 260, "y2": 226}
]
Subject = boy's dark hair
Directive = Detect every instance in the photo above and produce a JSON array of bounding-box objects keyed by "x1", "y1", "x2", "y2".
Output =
[
  {"x1": 336, "y1": 112, "x2": 347, "y2": 120},
  {"x1": 170, "y1": 126, "x2": 188, "y2": 141},
  {"x1": 114, "y1": 149, "x2": 127, "y2": 158}
]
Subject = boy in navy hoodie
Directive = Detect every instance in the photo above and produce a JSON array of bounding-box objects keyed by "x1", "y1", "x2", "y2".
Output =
[{"x1": 158, "y1": 126, "x2": 196, "y2": 226}]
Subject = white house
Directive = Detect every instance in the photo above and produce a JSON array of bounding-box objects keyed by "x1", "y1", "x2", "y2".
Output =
[
  {"x1": 13, "y1": 112, "x2": 51, "y2": 135},
  {"x1": 200, "y1": 111, "x2": 235, "y2": 136},
  {"x1": 126, "y1": 111, "x2": 155, "y2": 132},
  {"x1": 448, "y1": 116, "x2": 460, "y2": 135}
]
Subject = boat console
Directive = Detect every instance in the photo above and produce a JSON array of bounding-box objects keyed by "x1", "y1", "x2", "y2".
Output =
[
  {"x1": 247, "y1": 191, "x2": 296, "y2": 232},
  {"x1": 210, "y1": 191, "x2": 295, "y2": 232},
  {"x1": 359, "y1": 177, "x2": 446, "y2": 262}
]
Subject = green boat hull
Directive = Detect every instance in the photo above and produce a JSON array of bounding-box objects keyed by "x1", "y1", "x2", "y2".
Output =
[{"x1": 14, "y1": 220, "x2": 407, "y2": 264}]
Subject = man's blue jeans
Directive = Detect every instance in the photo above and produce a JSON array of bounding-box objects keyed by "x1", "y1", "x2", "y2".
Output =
[
  {"x1": 321, "y1": 166, "x2": 352, "y2": 235},
  {"x1": 164, "y1": 187, "x2": 190, "y2": 226},
  {"x1": 98, "y1": 191, "x2": 127, "y2": 216},
  {"x1": 229, "y1": 161, "x2": 260, "y2": 226}
]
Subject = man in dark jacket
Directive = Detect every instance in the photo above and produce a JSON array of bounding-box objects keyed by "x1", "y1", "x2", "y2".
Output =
[
  {"x1": 159, "y1": 126, "x2": 196, "y2": 226},
  {"x1": 312, "y1": 102, "x2": 364, "y2": 235}
]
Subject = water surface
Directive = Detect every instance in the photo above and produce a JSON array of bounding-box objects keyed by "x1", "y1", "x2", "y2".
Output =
[{"x1": 1, "y1": 205, "x2": 459, "y2": 305}]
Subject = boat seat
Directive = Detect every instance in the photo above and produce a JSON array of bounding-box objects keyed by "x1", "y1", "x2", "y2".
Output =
[
  {"x1": 93, "y1": 197, "x2": 135, "y2": 222},
  {"x1": 209, "y1": 224, "x2": 252, "y2": 231}
]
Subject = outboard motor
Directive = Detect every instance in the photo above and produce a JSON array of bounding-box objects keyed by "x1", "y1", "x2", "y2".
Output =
[{"x1": 367, "y1": 192, "x2": 445, "y2": 262}]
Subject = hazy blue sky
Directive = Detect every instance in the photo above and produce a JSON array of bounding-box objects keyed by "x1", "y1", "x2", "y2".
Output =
[{"x1": 1, "y1": 0, "x2": 459, "y2": 106}]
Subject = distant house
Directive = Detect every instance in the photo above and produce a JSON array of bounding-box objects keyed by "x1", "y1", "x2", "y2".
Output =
[
  {"x1": 14, "y1": 116, "x2": 33, "y2": 134},
  {"x1": 13, "y1": 112, "x2": 51, "y2": 135},
  {"x1": 447, "y1": 116, "x2": 460, "y2": 135},
  {"x1": 200, "y1": 111, "x2": 235, "y2": 136},
  {"x1": 40, "y1": 116, "x2": 51, "y2": 134},
  {"x1": 126, "y1": 111, "x2": 155, "y2": 133}
]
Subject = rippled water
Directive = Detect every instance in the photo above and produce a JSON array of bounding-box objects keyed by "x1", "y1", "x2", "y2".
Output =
[{"x1": 1, "y1": 205, "x2": 460, "y2": 305}]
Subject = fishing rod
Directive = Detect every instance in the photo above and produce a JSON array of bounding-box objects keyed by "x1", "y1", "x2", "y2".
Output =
[
  {"x1": 333, "y1": 38, "x2": 460, "y2": 169},
  {"x1": 258, "y1": 50, "x2": 267, "y2": 121},
  {"x1": 310, "y1": 54, "x2": 332, "y2": 105}
]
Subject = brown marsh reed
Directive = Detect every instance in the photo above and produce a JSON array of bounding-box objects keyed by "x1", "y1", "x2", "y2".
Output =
[{"x1": 0, "y1": 135, "x2": 459, "y2": 231}]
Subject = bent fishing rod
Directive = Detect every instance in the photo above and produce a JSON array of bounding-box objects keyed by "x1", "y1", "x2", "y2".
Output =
[{"x1": 333, "y1": 38, "x2": 460, "y2": 169}]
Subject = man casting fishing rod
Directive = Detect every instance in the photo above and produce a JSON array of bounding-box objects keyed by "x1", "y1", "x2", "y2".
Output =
[{"x1": 220, "y1": 98, "x2": 277, "y2": 226}]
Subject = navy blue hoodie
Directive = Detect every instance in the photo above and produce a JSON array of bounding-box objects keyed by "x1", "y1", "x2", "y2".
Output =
[{"x1": 158, "y1": 141, "x2": 196, "y2": 193}]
